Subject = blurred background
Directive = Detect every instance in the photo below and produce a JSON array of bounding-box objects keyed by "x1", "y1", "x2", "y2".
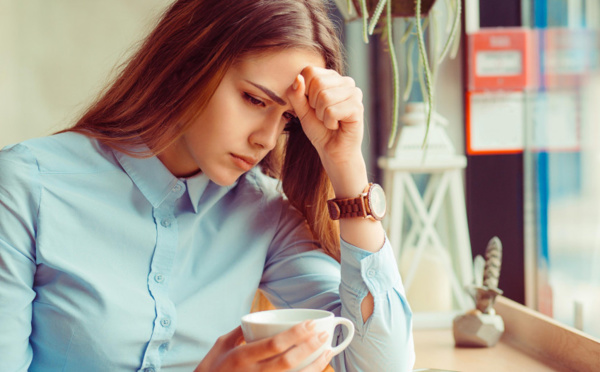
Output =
[{"x1": 0, "y1": 0, "x2": 168, "y2": 146}]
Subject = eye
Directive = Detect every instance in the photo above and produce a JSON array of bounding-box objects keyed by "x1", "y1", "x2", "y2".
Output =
[{"x1": 244, "y1": 93, "x2": 265, "y2": 107}]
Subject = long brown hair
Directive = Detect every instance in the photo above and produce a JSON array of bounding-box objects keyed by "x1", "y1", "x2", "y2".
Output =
[{"x1": 64, "y1": 0, "x2": 344, "y2": 260}]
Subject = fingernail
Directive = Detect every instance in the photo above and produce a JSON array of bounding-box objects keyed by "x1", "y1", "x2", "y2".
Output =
[{"x1": 292, "y1": 77, "x2": 299, "y2": 91}]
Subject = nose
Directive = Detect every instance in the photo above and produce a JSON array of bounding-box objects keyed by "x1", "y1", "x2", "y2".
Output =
[{"x1": 249, "y1": 116, "x2": 282, "y2": 151}]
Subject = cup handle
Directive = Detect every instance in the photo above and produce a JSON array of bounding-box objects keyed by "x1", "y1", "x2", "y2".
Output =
[{"x1": 329, "y1": 317, "x2": 355, "y2": 356}]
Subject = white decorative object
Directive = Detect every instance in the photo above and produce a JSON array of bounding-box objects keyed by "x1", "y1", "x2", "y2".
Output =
[
  {"x1": 378, "y1": 102, "x2": 474, "y2": 324},
  {"x1": 392, "y1": 102, "x2": 455, "y2": 161}
]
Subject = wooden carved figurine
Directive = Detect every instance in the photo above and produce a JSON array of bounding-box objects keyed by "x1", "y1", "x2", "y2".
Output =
[{"x1": 453, "y1": 236, "x2": 505, "y2": 347}]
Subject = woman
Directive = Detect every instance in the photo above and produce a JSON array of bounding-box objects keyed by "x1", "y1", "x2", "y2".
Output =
[{"x1": 0, "y1": 0, "x2": 414, "y2": 371}]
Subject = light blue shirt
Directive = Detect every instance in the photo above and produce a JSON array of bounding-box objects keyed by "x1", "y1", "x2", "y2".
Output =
[{"x1": 0, "y1": 132, "x2": 414, "y2": 372}]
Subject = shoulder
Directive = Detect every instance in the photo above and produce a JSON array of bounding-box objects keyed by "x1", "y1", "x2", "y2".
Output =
[
  {"x1": 0, "y1": 132, "x2": 117, "y2": 174},
  {"x1": 233, "y1": 168, "x2": 285, "y2": 208},
  {"x1": 239, "y1": 167, "x2": 284, "y2": 201},
  {"x1": 0, "y1": 140, "x2": 39, "y2": 200},
  {"x1": 235, "y1": 167, "x2": 305, "y2": 223},
  {"x1": 0, "y1": 138, "x2": 44, "y2": 214}
]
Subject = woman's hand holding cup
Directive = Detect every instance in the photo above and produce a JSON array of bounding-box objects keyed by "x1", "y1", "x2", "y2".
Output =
[
  {"x1": 196, "y1": 309, "x2": 354, "y2": 371},
  {"x1": 241, "y1": 309, "x2": 355, "y2": 371}
]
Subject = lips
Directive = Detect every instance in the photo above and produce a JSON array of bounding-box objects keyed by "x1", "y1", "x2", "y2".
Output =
[{"x1": 231, "y1": 153, "x2": 258, "y2": 171}]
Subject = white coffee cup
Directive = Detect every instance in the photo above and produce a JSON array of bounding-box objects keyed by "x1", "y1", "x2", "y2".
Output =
[{"x1": 241, "y1": 308, "x2": 355, "y2": 371}]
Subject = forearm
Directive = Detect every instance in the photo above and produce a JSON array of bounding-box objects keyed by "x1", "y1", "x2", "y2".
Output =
[
  {"x1": 322, "y1": 153, "x2": 386, "y2": 323},
  {"x1": 321, "y1": 153, "x2": 385, "y2": 254}
]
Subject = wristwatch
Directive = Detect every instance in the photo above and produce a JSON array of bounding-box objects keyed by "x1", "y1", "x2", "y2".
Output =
[{"x1": 327, "y1": 183, "x2": 386, "y2": 221}]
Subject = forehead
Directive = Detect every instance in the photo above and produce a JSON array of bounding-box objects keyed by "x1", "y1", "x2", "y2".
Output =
[{"x1": 233, "y1": 48, "x2": 326, "y2": 74}]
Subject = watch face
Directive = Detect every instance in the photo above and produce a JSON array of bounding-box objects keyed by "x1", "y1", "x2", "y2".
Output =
[{"x1": 368, "y1": 184, "x2": 386, "y2": 220}]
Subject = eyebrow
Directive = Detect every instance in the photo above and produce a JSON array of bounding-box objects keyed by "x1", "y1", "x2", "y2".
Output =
[{"x1": 246, "y1": 80, "x2": 287, "y2": 106}]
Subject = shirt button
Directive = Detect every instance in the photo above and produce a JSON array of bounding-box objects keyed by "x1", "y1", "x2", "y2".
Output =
[
  {"x1": 160, "y1": 318, "x2": 171, "y2": 327},
  {"x1": 173, "y1": 184, "x2": 182, "y2": 192},
  {"x1": 367, "y1": 269, "x2": 376, "y2": 277},
  {"x1": 154, "y1": 274, "x2": 165, "y2": 283},
  {"x1": 161, "y1": 219, "x2": 171, "y2": 228},
  {"x1": 160, "y1": 342, "x2": 169, "y2": 351},
  {"x1": 144, "y1": 368, "x2": 156, "y2": 372}
]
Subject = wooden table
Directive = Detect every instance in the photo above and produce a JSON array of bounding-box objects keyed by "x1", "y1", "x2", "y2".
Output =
[
  {"x1": 413, "y1": 328, "x2": 559, "y2": 371},
  {"x1": 412, "y1": 296, "x2": 600, "y2": 372}
]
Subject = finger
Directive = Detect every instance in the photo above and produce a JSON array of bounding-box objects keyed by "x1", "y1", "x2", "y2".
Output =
[
  {"x1": 298, "y1": 349, "x2": 335, "y2": 372},
  {"x1": 217, "y1": 326, "x2": 245, "y2": 349},
  {"x1": 287, "y1": 75, "x2": 328, "y2": 143},
  {"x1": 305, "y1": 73, "x2": 348, "y2": 109},
  {"x1": 321, "y1": 97, "x2": 364, "y2": 131},
  {"x1": 300, "y1": 66, "x2": 337, "y2": 94},
  {"x1": 261, "y1": 331, "x2": 329, "y2": 372},
  {"x1": 314, "y1": 86, "x2": 362, "y2": 126},
  {"x1": 199, "y1": 327, "x2": 245, "y2": 370},
  {"x1": 313, "y1": 86, "x2": 354, "y2": 122},
  {"x1": 303, "y1": 70, "x2": 355, "y2": 109},
  {"x1": 241, "y1": 320, "x2": 317, "y2": 363},
  {"x1": 287, "y1": 74, "x2": 315, "y2": 124}
]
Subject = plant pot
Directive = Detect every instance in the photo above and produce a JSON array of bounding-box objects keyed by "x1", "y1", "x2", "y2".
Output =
[{"x1": 351, "y1": 0, "x2": 437, "y2": 18}]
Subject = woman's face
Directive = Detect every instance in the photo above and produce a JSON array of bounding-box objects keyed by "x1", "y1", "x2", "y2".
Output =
[{"x1": 158, "y1": 49, "x2": 325, "y2": 185}]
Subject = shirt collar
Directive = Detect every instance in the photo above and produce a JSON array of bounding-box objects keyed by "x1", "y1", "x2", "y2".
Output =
[
  {"x1": 183, "y1": 172, "x2": 210, "y2": 214},
  {"x1": 113, "y1": 146, "x2": 240, "y2": 213},
  {"x1": 184, "y1": 174, "x2": 240, "y2": 215},
  {"x1": 113, "y1": 147, "x2": 179, "y2": 209}
]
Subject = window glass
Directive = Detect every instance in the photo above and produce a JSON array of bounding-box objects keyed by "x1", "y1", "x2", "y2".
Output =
[{"x1": 524, "y1": 0, "x2": 600, "y2": 338}]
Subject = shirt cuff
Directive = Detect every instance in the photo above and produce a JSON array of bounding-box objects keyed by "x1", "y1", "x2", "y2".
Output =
[{"x1": 339, "y1": 235, "x2": 402, "y2": 297}]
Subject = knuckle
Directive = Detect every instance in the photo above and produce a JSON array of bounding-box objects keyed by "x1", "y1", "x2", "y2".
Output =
[
  {"x1": 310, "y1": 82, "x2": 323, "y2": 97},
  {"x1": 307, "y1": 335, "x2": 321, "y2": 349},
  {"x1": 303, "y1": 65, "x2": 317, "y2": 74},
  {"x1": 353, "y1": 95, "x2": 364, "y2": 112},
  {"x1": 324, "y1": 106, "x2": 336, "y2": 119},
  {"x1": 344, "y1": 76, "x2": 356, "y2": 87},
  {"x1": 316, "y1": 110, "x2": 324, "y2": 122},
  {"x1": 267, "y1": 337, "x2": 286, "y2": 353},
  {"x1": 290, "y1": 324, "x2": 306, "y2": 338},
  {"x1": 312, "y1": 76, "x2": 328, "y2": 91},
  {"x1": 318, "y1": 89, "x2": 332, "y2": 103},
  {"x1": 355, "y1": 86, "x2": 363, "y2": 99},
  {"x1": 277, "y1": 353, "x2": 295, "y2": 369}
]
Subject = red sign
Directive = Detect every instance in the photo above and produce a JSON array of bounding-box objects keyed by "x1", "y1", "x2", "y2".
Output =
[{"x1": 468, "y1": 28, "x2": 537, "y2": 92}]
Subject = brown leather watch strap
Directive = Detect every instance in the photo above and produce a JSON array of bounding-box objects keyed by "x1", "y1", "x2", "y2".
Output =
[{"x1": 327, "y1": 196, "x2": 367, "y2": 220}]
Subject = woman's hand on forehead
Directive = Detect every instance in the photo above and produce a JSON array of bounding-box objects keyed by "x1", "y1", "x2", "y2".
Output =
[{"x1": 286, "y1": 66, "x2": 365, "y2": 167}]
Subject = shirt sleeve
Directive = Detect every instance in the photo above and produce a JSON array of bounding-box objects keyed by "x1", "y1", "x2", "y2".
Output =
[
  {"x1": 334, "y1": 237, "x2": 415, "y2": 372},
  {"x1": 0, "y1": 144, "x2": 40, "y2": 372},
  {"x1": 259, "y1": 202, "x2": 415, "y2": 372}
]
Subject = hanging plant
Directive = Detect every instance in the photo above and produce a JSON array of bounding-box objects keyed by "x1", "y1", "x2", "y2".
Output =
[{"x1": 336, "y1": 0, "x2": 462, "y2": 149}]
